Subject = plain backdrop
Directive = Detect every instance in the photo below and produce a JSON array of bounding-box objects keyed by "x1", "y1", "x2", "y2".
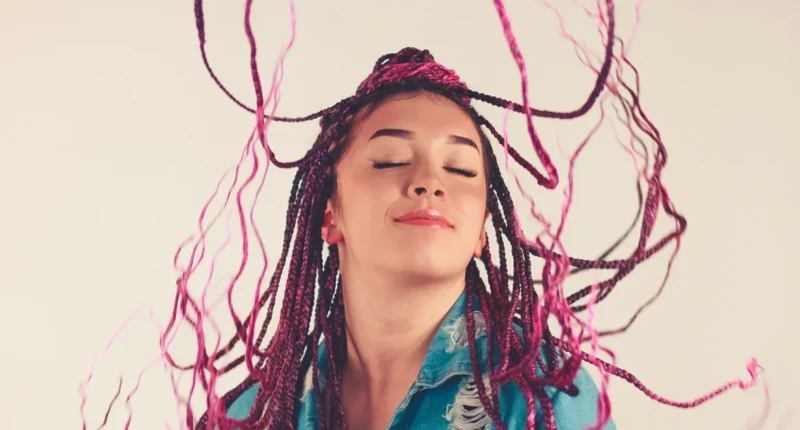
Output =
[{"x1": 1, "y1": 0, "x2": 799, "y2": 429}]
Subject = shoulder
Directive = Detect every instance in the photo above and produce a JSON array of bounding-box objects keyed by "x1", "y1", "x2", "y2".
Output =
[
  {"x1": 224, "y1": 358, "x2": 324, "y2": 426},
  {"x1": 225, "y1": 382, "x2": 260, "y2": 421},
  {"x1": 497, "y1": 365, "x2": 616, "y2": 430},
  {"x1": 499, "y1": 323, "x2": 616, "y2": 429},
  {"x1": 429, "y1": 363, "x2": 615, "y2": 430},
  {"x1": 426, "y1": 305, "x2": 616, "y2": 429},
  {"x1": 418, "y1": 316, "x2": 616, "y2": 429}
]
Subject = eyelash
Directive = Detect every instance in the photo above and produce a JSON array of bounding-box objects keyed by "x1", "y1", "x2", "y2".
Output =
[{"x1": 372, "y1": 161, "x2": 478, "y2": 178}]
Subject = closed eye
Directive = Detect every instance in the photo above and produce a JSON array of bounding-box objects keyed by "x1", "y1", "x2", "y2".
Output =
[
  {"x1": 372, "y1": 161, "x2": 410, "y2": 169},
  {"x1": 445, "y1": 167, "x2": 478, "y2": 178},
  {"x1": 372, "y1": 161, "x2": 478, "y2": 178}
]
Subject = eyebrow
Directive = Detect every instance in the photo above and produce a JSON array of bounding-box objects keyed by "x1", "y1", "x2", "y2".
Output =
[{"x1": 368, "y1": 128, "x2": 479, "y2": 151}]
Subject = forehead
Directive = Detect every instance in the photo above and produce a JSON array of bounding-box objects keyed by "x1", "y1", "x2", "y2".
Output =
[{"x1": 353, "y1": 93, "x2": 481, "y2": 142}]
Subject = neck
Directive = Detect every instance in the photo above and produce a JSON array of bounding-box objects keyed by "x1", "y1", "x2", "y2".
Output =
[{"x1": 339, "y1": 262, "x2": 465, "y2": 384}]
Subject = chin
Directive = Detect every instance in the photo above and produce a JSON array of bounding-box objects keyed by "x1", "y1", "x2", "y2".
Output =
[{"x1": 384, "y1": 248, "x2": 471, "y2": 282}]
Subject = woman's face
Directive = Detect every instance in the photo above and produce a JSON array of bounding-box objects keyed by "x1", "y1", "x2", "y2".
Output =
[{"x1": 322, "y1": 92, "x2": 488, "y2": 281}]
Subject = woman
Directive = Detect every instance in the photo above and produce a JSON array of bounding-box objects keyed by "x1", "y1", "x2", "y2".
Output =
[
  {"x1": 191, "y1": 48, "x2": 618, "y2": 430},
  {"x1": 72, "y1": 0, "x2": 762, "y2": 427},
  {"x1": 172, "y1": 1, "x2": 757, "y2": 428}
]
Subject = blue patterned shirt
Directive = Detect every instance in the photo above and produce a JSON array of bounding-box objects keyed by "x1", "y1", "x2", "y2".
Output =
[{"x1": 225, "y1": 291, "x2": 615, "y2": 429}]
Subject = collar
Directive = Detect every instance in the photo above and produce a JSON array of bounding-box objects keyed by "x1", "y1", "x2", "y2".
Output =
[{"x1": 416, "y1": 289, "x2": 488, "y2": 386}]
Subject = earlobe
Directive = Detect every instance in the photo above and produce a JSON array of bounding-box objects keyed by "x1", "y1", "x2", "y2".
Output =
[
  {"x1": 321, "y1": 204, "x2": 344, "y2": 245},
  {"x1": 473, "y1": 210, "x2": 489, "y2": 258},
  {"x1": 473, "y1": 229, "x2": 486, "y2": 258}
]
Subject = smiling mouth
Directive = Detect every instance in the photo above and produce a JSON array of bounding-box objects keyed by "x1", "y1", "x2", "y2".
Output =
[{"x1": 394, "y1": 209, "x2": 453, "y2": 229}]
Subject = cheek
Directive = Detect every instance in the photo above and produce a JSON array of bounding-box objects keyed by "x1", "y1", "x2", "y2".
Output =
[
  {"x1": 337, "y1": 173, "x2": 397, "y2": 228},
  {"x1": 453, "y1": 183, "x2": 487, "y2": 232}
]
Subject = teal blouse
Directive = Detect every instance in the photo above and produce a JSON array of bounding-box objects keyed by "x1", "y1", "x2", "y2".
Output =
[{"x1": 225, "y1": 291, "x2": 615, "y2": 429}]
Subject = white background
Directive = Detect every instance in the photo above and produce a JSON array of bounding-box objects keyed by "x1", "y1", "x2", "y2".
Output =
[{"x1": 2, "y1": 0, "x2": 799, "y2": 428}]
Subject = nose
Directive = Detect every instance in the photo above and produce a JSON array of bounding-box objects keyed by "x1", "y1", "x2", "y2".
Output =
[
  {"x1": 409, "y1": 164, "x2": 446, "y2": 199},
  {"x1": 413, "y1": 186, "x2": 444, "y2": 198}
]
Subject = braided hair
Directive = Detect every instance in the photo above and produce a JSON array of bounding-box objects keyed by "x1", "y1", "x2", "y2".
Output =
[{"x1": 78, "y1": 1, "x2": 760, "y2": 429}]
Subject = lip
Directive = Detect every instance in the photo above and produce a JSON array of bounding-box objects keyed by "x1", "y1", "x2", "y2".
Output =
[{"x1": 394, "y1": 209, "x2": 453, "y2": 229}]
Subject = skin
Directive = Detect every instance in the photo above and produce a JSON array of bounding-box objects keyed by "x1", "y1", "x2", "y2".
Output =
[{"x1": 320, "y1": 92, "x2": 489, "y2": 429}]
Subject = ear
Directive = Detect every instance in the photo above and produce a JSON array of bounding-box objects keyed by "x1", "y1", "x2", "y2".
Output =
[
  {"x1": 473, "y1": 228, "x2": 487, "y2": 258},
  {"x1": 321, "y1": 200, "x2": 344, "y2": 245},
  {"x1": 473, "y1": 210, "x2": 490, "y2": 258}
]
